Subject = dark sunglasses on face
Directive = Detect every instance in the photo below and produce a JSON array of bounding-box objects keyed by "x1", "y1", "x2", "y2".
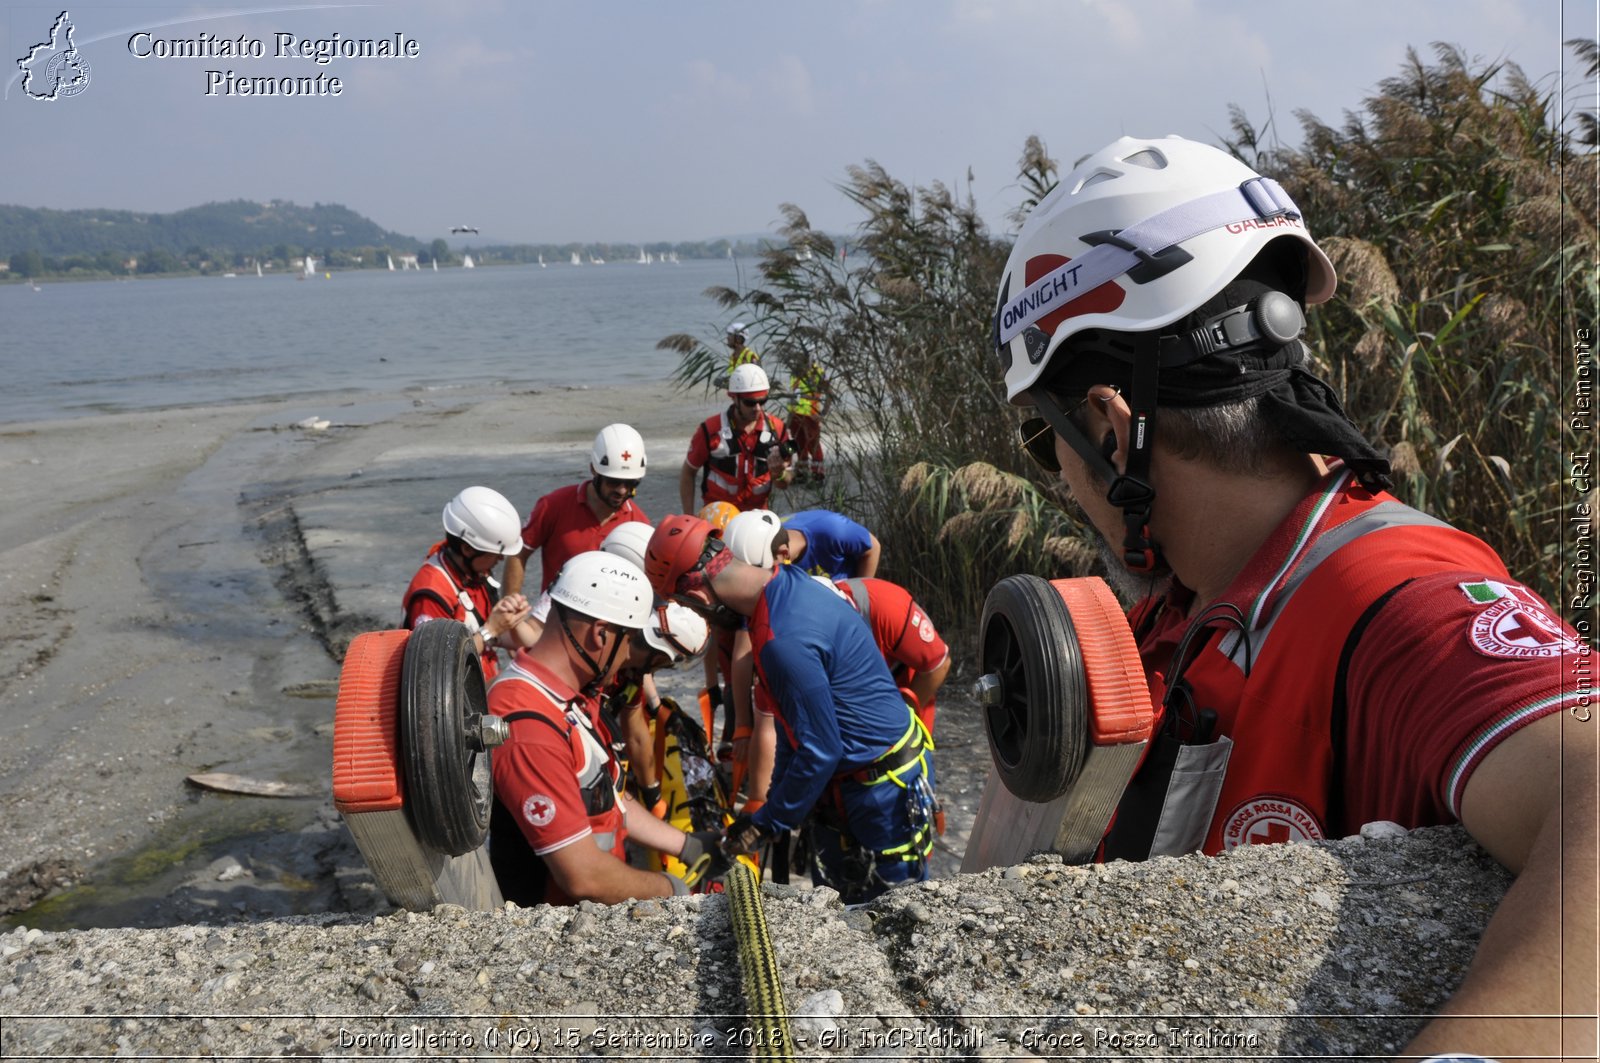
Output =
[
  {"x1": 594, "y1": 473, "x2": 636, "y2": 490},
  {"x1": 1018, "y1": 416, "x2": 1060, "y2": 473},
  {"x1": 736, "y1": 396, "x2": 764, "y2": 407},
  {"x1": 1018, "y1": 388, "x2": 1114, "y2": 474}
]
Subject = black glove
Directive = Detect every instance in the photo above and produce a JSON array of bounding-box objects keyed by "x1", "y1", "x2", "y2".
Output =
[
  {"x1": 638, "y1": 781, "x2": 663, "y2": 810},
  {"x1": 678, "y1": 830, "x2": 730, "y2": 889},
  {"x1": 722, "y1": 813, "x2": 769, "y2": 856}
]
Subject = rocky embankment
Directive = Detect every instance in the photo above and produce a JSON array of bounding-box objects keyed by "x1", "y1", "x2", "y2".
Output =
[{"x1": 2, "y1": 825, "x2": 1509, "y2": 1059}]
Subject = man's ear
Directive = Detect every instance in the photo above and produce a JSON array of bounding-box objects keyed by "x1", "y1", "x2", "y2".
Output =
[{"x1": 1085, "y1": 386, "x2": 1134, "y2": 472}]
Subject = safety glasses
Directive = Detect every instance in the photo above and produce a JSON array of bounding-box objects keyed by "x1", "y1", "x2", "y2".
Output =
[
  {"x1": 735, "y1": 395, "x2": 765, "y2": 408},
  {"x1": 1017, "y1": 389, "x2": 1115, "y2": 475},
  {"x1": 1018, "y1": 417, "x2": 1059, "y2": 473}
]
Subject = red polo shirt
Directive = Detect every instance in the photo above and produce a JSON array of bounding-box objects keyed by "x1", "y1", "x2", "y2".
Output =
[{"x1": 520, "y1": 481, "x2": 648, "y2": 593}]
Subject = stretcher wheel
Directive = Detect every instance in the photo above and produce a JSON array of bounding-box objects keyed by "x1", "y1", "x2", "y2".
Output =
[
  {"x1": 977, "y1": 574, "x2": 1089, "y2": 802},
  {"x1": 400, "y1": 620, "x2": 495, "y2": 856}
]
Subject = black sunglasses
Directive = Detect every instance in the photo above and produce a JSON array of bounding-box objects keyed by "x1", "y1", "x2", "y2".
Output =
[
  {"x1": 1017, "y1": 389, "x2": 1116, "y2": 474},
  {"x1": 1018, "y1": 417, "x2": 1059, "y2": 473}
]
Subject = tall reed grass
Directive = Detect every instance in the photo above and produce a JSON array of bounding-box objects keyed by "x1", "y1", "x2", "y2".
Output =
[{"x1": 665, "y1": 42, "x2": 1596, "y2": 633}]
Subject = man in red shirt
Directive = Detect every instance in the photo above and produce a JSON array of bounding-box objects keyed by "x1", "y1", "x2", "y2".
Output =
[
  {"x1": 504, "y1": 424, "x2": 650, "y2": 603},
  {"x1": 488, "y1": 551, "x2": 722, "y2": 906},
  {"x1": 678, "y1": 364, "x2": 793, "y2": 514},
  {"x1": 401, "y1": 486, "x2": 539, "y2": 680},
  {"x1": 995, "y1": 134, "x2": 1593, "y2": 1059},
  {"x1": 830, "y1": 577, "x2": 950, "y2": 733}
]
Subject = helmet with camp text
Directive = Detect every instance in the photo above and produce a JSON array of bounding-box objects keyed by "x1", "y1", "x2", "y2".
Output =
[
  {"x1": 994, "y1": 135, "x2": 1335, "y2": 403},
  {"x1": 441, "y1": 486, "x2": 523, "y2": 556},
  {"x1": 591, "y1": 423, "x2": 647, "y2": 481},
  {"x1": 548, "y1": 550, "x2": 652, "y2": 628}
]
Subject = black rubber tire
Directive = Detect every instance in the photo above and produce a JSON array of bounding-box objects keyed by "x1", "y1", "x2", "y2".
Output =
[
  {"x1": 978, "y1": 574, "x2": 1090, "y2": 803},
  {"x1": 400, "y1": 620, "x2": 493, "y2": 856}
]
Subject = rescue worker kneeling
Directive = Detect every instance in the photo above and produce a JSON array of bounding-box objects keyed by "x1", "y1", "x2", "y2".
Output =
[
  {"x1": 487, "y1": 551, "x2": 726, "y2": 905},
  {"x1": 643, "y1": 516, "x2": 936, "y2": 904}
]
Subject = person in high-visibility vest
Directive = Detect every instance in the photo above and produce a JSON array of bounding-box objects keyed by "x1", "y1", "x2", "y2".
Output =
[
  {"x1": 724, "y1": 322, "x2": 760, "y2": 372},
  {"x1": 785, "y1": 361, "x2": 831, "y2": 482}
]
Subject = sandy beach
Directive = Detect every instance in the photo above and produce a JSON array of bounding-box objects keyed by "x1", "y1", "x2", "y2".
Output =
[
  {"x1": 0, "y1": 383, "x2": 709, "y2": 922},
  {"x1": 0, "y1": 381, "x2": 994, "y2": 928}
]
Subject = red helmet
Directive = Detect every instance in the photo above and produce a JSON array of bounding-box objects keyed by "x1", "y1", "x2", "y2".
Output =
[{"x1": 643, "y1": 515, "x2": 716, "y2": 597}]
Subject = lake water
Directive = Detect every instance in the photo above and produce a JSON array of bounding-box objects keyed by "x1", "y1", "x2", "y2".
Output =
[{"x1": 0, "y1": 258, "x2": 751, "y2": 424}]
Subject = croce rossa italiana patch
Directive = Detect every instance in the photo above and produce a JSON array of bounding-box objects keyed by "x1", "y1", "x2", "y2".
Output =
[{"x1": 1458, "y1": 579, "x2": 1580, "y2": 660}]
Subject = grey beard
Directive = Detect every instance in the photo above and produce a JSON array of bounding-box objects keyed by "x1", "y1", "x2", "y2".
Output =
[{"x1": 1092, "y1": 526, "x2": 1171, "y2": 607}]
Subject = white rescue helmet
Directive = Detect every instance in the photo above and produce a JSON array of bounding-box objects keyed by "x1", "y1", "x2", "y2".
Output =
[
  {"x1": 727, "y1": 321, "x2": 748, "y2": 340},
  {"x1": 727, "y1": 363, "x2": 770, "y2": 398},
  {"x1": 591, "y1": 423, "x2": 647, "y2": 480},
  {"x1": 600, "y1": 521, "x2": 654, "y2": 571},
  {"x1": 548, "y1": 550, "x2": 652, "y2": 628},
  {"x1": 640, "y1": 602, "x2": 710, "y2": 665},
  {"x1": 441, "y1": 486, "x2": 523, "y2": 556},
  {"x1": 994, "y1": 135, "x2": 1336, "y2": 403},
  {"x1": 723, "y1": 509, "x2": 784, "y2": 568}
]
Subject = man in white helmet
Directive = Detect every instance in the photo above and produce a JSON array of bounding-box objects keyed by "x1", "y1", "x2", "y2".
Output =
[
  {"x1": 401, "y1": 486, "x2": 539, "y2": 680},
  {"x1": 600, "y1": 599, "x2": 710, "y2": 822},
  {"x1": 725, "y1": 321, "x2": 760, "y2": 372},
  {"x1": 678, "y1": 363, "x2": 793, "y2": 514},
  {"x1": 996, "y1": 134, "x2": 1592, "y2": 1059},
  {"x1": 487, "y1": 552, "x2": 723, "y2": 905},
  {"x1": 503, "y1": 423, "x2": 650, "y2": 604}
]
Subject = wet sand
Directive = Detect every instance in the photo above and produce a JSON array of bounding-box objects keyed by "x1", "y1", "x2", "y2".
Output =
[{"x1": 0, "y1": 383, "x2": 989, "y2": 928}]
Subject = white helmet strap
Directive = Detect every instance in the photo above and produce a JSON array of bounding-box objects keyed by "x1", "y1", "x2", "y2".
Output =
[{"x1": 995, "y1": 176, "x2": 1302, "y2": 348}]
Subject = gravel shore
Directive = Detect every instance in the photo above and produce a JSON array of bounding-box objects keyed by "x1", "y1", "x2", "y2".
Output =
[{"x1": 2, "y1": 825, "x2": 1509, "y2": 1059}]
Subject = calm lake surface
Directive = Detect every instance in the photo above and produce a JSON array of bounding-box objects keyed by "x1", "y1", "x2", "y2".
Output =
[{"x1": 0, "y1": 258, "x2": 751, "y2": 424}]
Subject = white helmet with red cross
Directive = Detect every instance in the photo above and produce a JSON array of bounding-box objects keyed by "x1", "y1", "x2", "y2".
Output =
[{"x1": 591, "y1": 423, "x2": 647, "y2": 480}]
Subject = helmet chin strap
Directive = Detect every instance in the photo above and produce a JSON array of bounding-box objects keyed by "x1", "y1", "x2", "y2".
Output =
[
  {"x1": 1107, "y1": 331, "x2": 1161, "y2": 573},
  {"x1": 557, "y1": 607, "x2": 626, "y2": 695},
  {"x1": 1028, "y1": 330, "x2": 1164, "y2": 575}
]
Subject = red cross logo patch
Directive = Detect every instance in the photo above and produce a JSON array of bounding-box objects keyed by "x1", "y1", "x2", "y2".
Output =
[
  {"x1": 1222, "y1": 795, "x2": 1326, "y2": 851},
  {"x1": 1469, "y1": 598, "x2": 1579, "y2": 660},
  {"x1": 522, "y1": 793, "x2": 556, "y2": 828}
]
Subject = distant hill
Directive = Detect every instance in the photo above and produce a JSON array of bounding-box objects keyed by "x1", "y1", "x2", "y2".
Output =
[{"x1": 0, "y1": 200, "x2": 422, "y2": 259}]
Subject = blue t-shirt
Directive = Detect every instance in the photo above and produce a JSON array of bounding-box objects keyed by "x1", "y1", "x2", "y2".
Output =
[
  {"x1": 748, "y1": 565, "x2": 910, "y2": 833},
  {"x1": 782, "y1": 509, "x2": 872, "y2": 579}
]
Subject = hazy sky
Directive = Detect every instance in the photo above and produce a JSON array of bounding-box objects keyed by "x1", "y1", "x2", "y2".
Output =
[{"x1": 3, "y1": 1, "x2": 1594, "y2": 246}]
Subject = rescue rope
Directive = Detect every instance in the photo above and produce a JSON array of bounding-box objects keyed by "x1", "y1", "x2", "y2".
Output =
[{"x1": 725, "y1": 860, "x2": 794, "y2": 1061}]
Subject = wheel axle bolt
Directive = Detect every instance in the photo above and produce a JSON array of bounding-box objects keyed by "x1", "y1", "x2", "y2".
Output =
[
  {"x1": 469, "y1": 713, "x2": 509, "y2": 751},
  {"x1": 973, "y1": 672, "x2": 1003, "y2": 707}
]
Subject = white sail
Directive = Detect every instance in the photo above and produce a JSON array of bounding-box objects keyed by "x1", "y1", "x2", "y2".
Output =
[
  {"x1": 303, "y1": 255, "x2": 316, "y2": 278},
  {"x1": 432, "y1": 258, "x2": 438, "y2": 272},
  {"x1": 539, "y1": 253, "x2": 546, "y2": 268},
  {"x1": 463, "y1": 253, "x2": 475, "y2": 269},
  {"x1": 387, "y1": 254, "x2": 395, "y2": 271},
  {"x1": 256, "y1": 261, "x2": 263, "y2": 277},
  {"x1": 571, "y1": 251, "x2": 581, "y2": 266}
]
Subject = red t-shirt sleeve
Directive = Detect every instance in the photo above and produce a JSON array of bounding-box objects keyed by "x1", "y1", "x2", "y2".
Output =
[
  {"x1": 685, "y1": 423, "x2": 711, "y2": 468},
  {"x1": 1342, "y1": 572, "x2": 1577, "y2": 827},
  {"x1": 884, "y1": 591, "x2": 950, "y2": 674},
  {"x1": 490, "y1": 714, "x2": 594, "y2": 854},
  {"x1": 521, "y1": 492, "x2": 556, "y2": 553}
]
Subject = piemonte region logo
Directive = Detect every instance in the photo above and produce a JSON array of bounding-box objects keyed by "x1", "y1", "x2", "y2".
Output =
[{"x1": 17, "y1": 10, "x2": 92, "y2": 101}]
